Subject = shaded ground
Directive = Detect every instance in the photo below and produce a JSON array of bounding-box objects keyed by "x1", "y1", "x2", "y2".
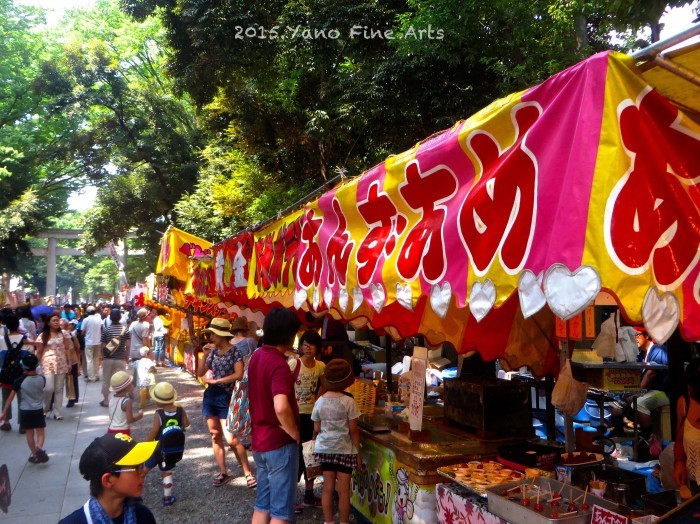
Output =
[{"x1": 130, "y1": 365, "x2": 331, "y2": 523}]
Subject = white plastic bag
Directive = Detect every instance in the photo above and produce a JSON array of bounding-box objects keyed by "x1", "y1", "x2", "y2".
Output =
[
  {"x1": 592, "y1": 316, "x2": 617, "y2": 359},
  {"x1": 552, "y1": 360, "x2": 588, "y2": 416},
  {"x1": 302, "y1": 440, "x2": 321, "y2": 479},
  {"x1": 616, "y1": 326, "x2": 639, "y2": 362}
]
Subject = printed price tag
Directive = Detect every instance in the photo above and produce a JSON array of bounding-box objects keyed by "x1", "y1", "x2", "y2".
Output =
[{"x1": 591, "y1": 505, "x2": 627, "y2": 524}]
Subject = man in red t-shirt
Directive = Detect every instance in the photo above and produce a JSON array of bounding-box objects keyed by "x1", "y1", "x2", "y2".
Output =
[{"x1": 249, "y1": 307, "x2": 301, "y2": 524}]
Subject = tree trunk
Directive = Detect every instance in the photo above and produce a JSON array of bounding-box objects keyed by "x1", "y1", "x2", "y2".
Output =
[{"x1": 574, "y1": 15, "x2": 589, "y2": 51}]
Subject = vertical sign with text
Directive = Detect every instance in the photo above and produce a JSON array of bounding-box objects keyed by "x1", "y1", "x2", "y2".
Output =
[{"x1": 409, "y1": 347, "x2": 427, "y2": 432}]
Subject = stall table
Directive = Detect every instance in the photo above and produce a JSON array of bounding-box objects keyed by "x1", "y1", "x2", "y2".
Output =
[{"x1": 351, "y1": 411, "x2": 522, "y2": 524}]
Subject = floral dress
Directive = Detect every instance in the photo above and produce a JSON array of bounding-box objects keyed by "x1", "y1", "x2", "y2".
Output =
[{"x1": 40, "y1": 333, "x2": 71, "y2": 375}]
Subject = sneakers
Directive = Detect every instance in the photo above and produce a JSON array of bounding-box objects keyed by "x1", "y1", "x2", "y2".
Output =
[
  {"x1": 302, "y1": 496, "x2": 322, "y2": 508},
  {"x1": 294, "y1": 503, "x2": 303, "y2": 514},
  {"x1": 163, "y1": 496, "x2": 176, "y2": 506},
  {"x1": 36, "y1": 448, "x2": 49, "y2": 463}
]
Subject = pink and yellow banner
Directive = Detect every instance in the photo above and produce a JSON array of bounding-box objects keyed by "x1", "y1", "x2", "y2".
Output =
[
  {"x1": 248, "y1": 210, "x2": 304, "y2": 298},
  {"x1": 212, "y1": 232, "x2": 254, "y2": 298},
  {"x1": 292, "y1": 51, "x2": 699, "y2": 343},
  {"x1": 156, "y1": 227, "x2": 213, "y2": 283},
  {"x1": 167, "y1": 50, "x2": 700, "y2": 363}
]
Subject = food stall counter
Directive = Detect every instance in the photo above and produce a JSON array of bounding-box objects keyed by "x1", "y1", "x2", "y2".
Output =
[{"x1": 351, "y1": 411, "x2": 523, "y2": 524}]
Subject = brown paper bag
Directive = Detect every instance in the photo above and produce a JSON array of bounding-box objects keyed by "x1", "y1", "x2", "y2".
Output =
[{"x1": 552, "y1": 360, "x2": 587, "y2": 416}]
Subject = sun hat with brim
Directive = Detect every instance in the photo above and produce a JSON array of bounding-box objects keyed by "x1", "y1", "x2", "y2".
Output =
[
  {"x1": 79, "y1": 433, "x2": 158, "y2": 481},
  {"x1": 110, "y1": 371, "x2": 133, "y2": 392},
  {"x1": 203, "y1": 317, "x2": 234, "y2": 338},
  {"x1": 150, "y1": 382, "x2": 177, "y2": 404},
  {"x1": 230, "y1": 316, "x2": 249, "y2": 333},
  {"x1": 322, "y1": 358, "x2": 355, "y2": 392}
]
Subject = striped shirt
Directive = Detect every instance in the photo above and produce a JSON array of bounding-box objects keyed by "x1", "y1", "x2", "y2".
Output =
[{"x1": 101, "y1": 324, "x2": 130, "y2": 360}]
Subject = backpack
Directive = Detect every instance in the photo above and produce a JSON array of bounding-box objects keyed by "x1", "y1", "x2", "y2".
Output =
[
  {"x1": 157, "y1": 407, "x2": 186, "y2": 465},
  {"x1": 0, "y1": 330, "x2": 27, "y2": 386}
]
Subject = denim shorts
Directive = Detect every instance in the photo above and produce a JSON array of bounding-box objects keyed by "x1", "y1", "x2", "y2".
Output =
[
  {"x1": 202, "y1": 385, "x2": 231, "y2": 420},
  {"x1": 253, "y1": 443, "x2": 299, "y2": 521}
]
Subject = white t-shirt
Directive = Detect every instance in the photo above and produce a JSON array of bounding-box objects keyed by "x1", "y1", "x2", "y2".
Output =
[
  {"x1": 0, "y1": 332, "x2": 26, "y2": 352},
  {"x1": 137, "y1": 357, "x2": 156, "y2": 387},
  {"x1": 81, "y1": 314, "x2": 103, "y2": 346},
  {"x1": 311, "y1": 394, "x2": 361, "y2": 455},
  {"x1": 152, "y1": 315, "x2": 166, "y2": 337}
]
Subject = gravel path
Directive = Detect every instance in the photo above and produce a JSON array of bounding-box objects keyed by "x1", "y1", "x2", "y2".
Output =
[{"x1": 130, "y1": 365, "x2": 330, "y2": 523}]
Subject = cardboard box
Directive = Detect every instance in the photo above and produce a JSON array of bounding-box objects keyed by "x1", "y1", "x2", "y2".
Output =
[
  {"x1": 428, "y1": 357, "x2": 452, "y2": 370},
  {"x1": 571, "y1": 365, "x2": 641, "y2": 391}
]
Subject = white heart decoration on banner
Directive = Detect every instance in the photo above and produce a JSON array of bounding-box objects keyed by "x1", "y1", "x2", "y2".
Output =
[
  {"x1": 396, "y1": 283, "x2": 413, "y2": 311},
  {"x1": 642, "y1": 287, "x2": 680, "y2": 344},
  {"x1": 518, "y1": 270, "x2": 547, "y2": 319},
  {"x1": 338, "y1": 288, "x2": 349, "y2": 312},
  {"x1": 430, "y1": 282, "x2": 452, "y2": 318},
  {"x1": 543, "y1": 264, "x2": 601, "y2": 321},
  {"x1": 312, "y1": 287, "x2": 321, "y2": 311},
  {"x1": 323, "y1": 288, "x2": 333, "y2": 309},
  {"x1": 293, "y1": 288, "x2": 308, "y2": 310},
  {"x1": 469, "y1": 280, "x2": 496, "y2": 322},
  {"x1": 351, "y1": 288, "x2": 363, "y2": 313},
  {"x1": 370, "y1": 283, "x2": 386, "y2": 313}
]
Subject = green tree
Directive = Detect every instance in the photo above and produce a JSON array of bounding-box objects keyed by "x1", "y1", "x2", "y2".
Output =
[
  {"x1": 123, "y1": 0, "x2": 693, "y2": 232},
  {"x1": 31, "y1": 0, "x2": 202, "y2": 258},
  {"x1": 0, "y1": 1, "x2": 74, "y2": 271}
]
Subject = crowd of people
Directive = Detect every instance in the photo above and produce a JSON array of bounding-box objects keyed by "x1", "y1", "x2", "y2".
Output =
[{"x1": 0, "y1": 303, "x2": 363, "y2": 523}]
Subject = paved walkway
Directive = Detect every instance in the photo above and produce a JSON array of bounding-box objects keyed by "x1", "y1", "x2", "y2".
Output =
[
  {"x1": 0, "y1": 374, "x2": 114, "y2": 522},
  {"x1": 0, "y1": 364, "x2": 326, "y2": 523}
]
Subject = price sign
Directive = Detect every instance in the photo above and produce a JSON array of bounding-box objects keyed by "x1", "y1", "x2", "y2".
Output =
[
  {"x1": 591, "y1": 505, "x2": 627, "y2": 524},
  {"x1": 409, "y1": 347, "x2": 427, "y2": 432}
]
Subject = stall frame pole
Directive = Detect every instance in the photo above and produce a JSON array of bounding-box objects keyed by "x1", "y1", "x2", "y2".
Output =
[{"x1": 560, "y1": 337, "x2": 575, "y2": 453}]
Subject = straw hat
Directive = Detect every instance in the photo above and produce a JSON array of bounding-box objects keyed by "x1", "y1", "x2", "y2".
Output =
[
  {"x1": 230, "y1": 316, "x2": 249, "y2": 333},
  {"x1": 322, "y1": 359, "x2": 355, "y2": 392},
  {"x1": 203, "y1": 317, "x2": 234, "y2": 338},
  {"x1": 110, "y1": 371, "x2": 133, "y2": 393},
  {"x1": 150, "y1": 382, "x2": 177, "y2": 404}
]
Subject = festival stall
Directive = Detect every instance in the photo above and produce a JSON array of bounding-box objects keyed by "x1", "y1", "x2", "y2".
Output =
[{"x1": 154, "y1": 28, "x2": 700, "y2": 523}]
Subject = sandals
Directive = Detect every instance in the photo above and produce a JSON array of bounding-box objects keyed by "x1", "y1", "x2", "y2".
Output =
[
  {"x1": 212, "y1": 473, "x2": 231, "y2": 486},
  {"x1": 163, "y1": 495, "x2": 176, "y2": 506},
  {"x1": 245, "y1": 473, "x2": 257, "y2": 488},
  {"x1": 99, "y1": 401, "x2": 108, "y2": 407}
]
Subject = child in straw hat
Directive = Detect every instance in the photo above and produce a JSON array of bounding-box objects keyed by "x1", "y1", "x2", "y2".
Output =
[
  {"x1": 145, "y1": 382, "x2": 189, "y2": 506},
  {"x1": 107, "y1": 371, "x2": 143, "y2": 436},
  {"x1": 311, "y1": 359, "x2": 362, "y2": 524}
]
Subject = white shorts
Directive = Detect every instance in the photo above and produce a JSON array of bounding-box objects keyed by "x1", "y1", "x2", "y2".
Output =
[{"x1": 636, "y1": 390, "x2": 669, "y2": 416}]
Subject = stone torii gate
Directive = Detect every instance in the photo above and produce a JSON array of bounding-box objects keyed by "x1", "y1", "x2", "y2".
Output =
[{"x1": 31, "y1": 229, "x2": 143, "y2": 296}]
